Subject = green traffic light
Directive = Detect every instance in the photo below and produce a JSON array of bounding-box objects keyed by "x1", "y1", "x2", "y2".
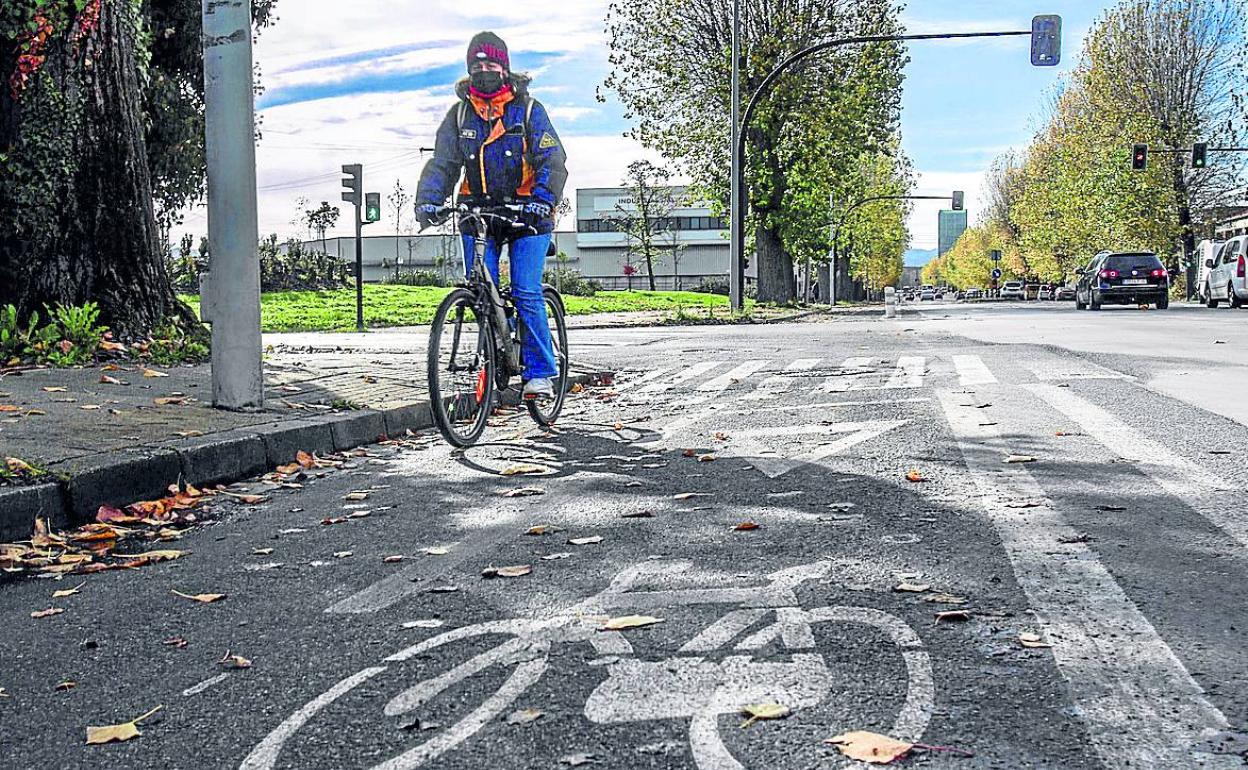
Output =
[{"x1": 366, "y1": 207, "x2": 380, "y2": 222}]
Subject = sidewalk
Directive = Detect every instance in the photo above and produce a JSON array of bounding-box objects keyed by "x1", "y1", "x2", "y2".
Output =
[{"x1": 0, "y1": 339, "x2": 610, "y2": 540}]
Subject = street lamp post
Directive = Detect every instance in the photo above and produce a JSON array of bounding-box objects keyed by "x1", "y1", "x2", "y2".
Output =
[
  {"x1": 729, "y1": 20, "x2": 1059, "y2": 311},
  {"x1": 729, "y1": 0, "x2": 744, "y2": 309}
]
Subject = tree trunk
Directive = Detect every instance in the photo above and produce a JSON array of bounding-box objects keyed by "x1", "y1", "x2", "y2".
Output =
[
  {"x1": 644, "y1": 248, "x2": 656, "y2": 291},
  {"x1": 0, "y1": 0, "x2": 196, "y2": 340},
  {"x1": 755, "y1": 223, "x2": 793, "y2": 304}
]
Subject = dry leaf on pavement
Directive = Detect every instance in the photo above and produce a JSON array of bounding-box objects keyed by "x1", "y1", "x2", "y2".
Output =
[
  {"x1": 542, "y1": 552, "x2": 573, "y2": 561},
  {"x1": 567, "y1": 535, "x2": 604, "y2": 545},
  {"x1": 673, "y1": 492, "x2": 710, "y2": 501},
  {"x1": 383, "y1": 555, "x2": 405, "y2": 563},
  {"x1": 42, "y1": 386, "x2": 68, "y2": 393},
  {"x1": 739, "y1": 702, "x2": 791, "y2": 728},
  {"x1": 333, "y1": 551, "x2": 353, "y2": 559},
  {"x1": 561, "y1": 754, "x2": 598, "y2": 767},
  {"x1": 31, "y1": 607, "x2": 64, "y2": 619},
  {"x1": 85, "y1": 705, "x2": 163, "y2": 745},
  {"x1": 500, "y1": 463, "x2": 550, "y2": 477},
  {"x1": 506, "y1": 708, "x2": 544, "y2": 725},
  {"x1": 52, "y1": 582, "x2": 85, "y2": 598},
  {"x1": 218, "y1": 651, "x2": 252, "y2": 669},
  {"x1": 422, "y1": 547, "x2": 450, "y2": 556},
  {"x1": 252, "y1": 548, "x2": 275, "y2": 556},
  {"x1": 113, "y1": 550, "x2": 185, "y2": 563},
  {"x1": 98, "y1": 374, "x2": 125, "y2": 386},
  {"x1": 1019, "y1": 632, "x2": 1052, "y2": 649},
  {"x1": 600, "y1": 615, "x2": 663, "y2": 631},
  {"x1": 6, "y1": 457, "x2": 36, "y2": 474},
  {"x1": 162, "y1": 637, "x2": 188, "y2": 648},
  {"x1": 824, "y1": 731, "x2": 914, "y2": 764},
  {"x1": 296, "y1": 451, "x2": 316, "y2": 469},
  {"x1": 142, "y1": 369, "x2": 169, "y2": 378},
  {"x1": 171, "y1": 590, "x2": 226, "y2": 604},
  {"x1": 893, "y1": 582, "x2": 931, "y2": 593},
  {"x1": 344, "y1": 491, "x2": 370, "y2": 501},
  {"x1": 482, "y1": 565, "x2": 532, "y2": 579},
  {"x1": 526, "y1": 525, "x2": 558, "y2": 536},
  {"x1": 1004, "y1": 455, "x2": 1038, "y2": 464},
  {"x1": 935, "y1": 610, "x2": 972, "y2": 622},
  {"x1": 153, "y1": 397, "x2": 189, "y2": 406},
  {"x1": 501, "y1": 487, "x2": 545, "y2": 498},
  {"x1": 56, "y1": 680, "x2": 77, "y2": 692},
  {"x1": 923, "y1": 594, "x2": 967, "y2": 605},
  {"x1": 905, "y1": 470, "x2": 927, "y2": 483},
  {"x1": 732, "y1": 522, "x2": 760, "y2": 532}
]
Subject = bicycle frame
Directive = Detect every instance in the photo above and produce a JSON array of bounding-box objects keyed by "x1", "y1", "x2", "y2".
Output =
[{"x1": 457, "y1": 209, "x2": 525, "y2": 377}]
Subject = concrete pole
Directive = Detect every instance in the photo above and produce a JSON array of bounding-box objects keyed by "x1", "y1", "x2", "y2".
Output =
[
  {"x1": 202, "y1": 0, "x2": 263, "y2": 410},
  {"x1": 728, "y1": 0, "x2": 743, "y2": 311}
]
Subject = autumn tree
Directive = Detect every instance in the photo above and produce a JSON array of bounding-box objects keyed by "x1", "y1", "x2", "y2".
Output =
[
  {"x1": 605, "y1": 0, "x2": 907, "y2": 303},
  {"x1": 615, "y1": 160, "x2": 682, "y2": 292},
  {"x1": 0, "y1": 0, "x2": 277, "y2": 339},
  {"x1": 304, "y1": 202, "x2": 339, "y2": 257}
]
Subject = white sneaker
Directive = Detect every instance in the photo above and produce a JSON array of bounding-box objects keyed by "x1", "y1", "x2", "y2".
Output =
[{"x1": 523, "y1": 377, "x2": 555, "y2": 401}]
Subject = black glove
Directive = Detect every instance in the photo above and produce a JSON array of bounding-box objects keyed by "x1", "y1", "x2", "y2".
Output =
[
  {"x1": 416, "y1": 203, "x2": 443, "y2": 231},
  {"x1": 519, "y1": 200, "x2": 552, "y2": 231}
]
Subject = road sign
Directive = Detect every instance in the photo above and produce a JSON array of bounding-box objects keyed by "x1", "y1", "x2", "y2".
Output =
[
  {"x1": 992, "y1": 268, "x2": 1003, "y2": 280},
  {"x1": 990, "y1": 250, "x2": 1002, "y2": 262}
]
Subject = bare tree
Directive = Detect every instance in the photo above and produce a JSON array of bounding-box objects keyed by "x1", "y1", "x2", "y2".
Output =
[
  {"x1": 388, "y1": 180, "x2": 411, "y2": 280},
  {"x1": 615, "y1": 160, "x2": 681, "y2": 291}
]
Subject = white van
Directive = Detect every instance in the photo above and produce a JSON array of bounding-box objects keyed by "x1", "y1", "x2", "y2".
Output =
[{"x1": 1196, "y1": 239, "x2": 1223, "y2": 304}]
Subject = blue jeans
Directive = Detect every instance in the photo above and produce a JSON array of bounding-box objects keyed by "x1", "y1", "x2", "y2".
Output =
[{"x1": 461, "y1": 233, "x2": 559, "y2": 380}]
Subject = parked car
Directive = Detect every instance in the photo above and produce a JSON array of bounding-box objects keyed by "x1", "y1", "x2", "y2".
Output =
[
  {"x1": 1054, "y1": 285, "x2": 1076, "y2": 301},
  {"x1": 920, "y1": 287, "x2": 936, "y2": 301},
  {"x1": 1196, "y1": 239, "x2": 1224, "y2": 305},
  {"x1": 1038, "y1": 285, "x2": 1055, "y2": 301},
  {"x1": 1075, "y1": 251, "x2": 1170, "y2": 310},
  {"x1": 965, "y1": 287, "x2": 983, "y2": 300},
  {"x1": 1203, "y1": 235, "x2": 1247, "y2": 309},
  {"x1": 1000, "y1": 281, "x2": 1026, "y2": 300}
]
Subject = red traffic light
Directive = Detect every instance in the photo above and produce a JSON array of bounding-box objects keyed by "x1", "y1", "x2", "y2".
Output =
[{"x1": 1131, "y1": 144, "x2": 1148, "y2": 171}]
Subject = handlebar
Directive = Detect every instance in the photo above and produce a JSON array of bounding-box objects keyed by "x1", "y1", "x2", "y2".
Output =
[{"x1": 426, "y1": 203, "x2": 535, "y2": 236}]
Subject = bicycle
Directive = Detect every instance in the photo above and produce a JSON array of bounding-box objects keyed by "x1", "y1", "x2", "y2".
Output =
[
  {"x1": 425, "y1": 204, "x2": 570, "y2": 447},
  {"x1": 241, "y1": 559, "x2": 935, "y2": 770}
]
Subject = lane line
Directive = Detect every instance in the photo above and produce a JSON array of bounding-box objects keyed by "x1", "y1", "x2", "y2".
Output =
[
  {"x1": 743, "y1": 358, "x2": 822, "y2": 401},
  {"x1": 953, "y1": 355, "x2": 998, "y2": 386},
  {"x1": 818, "y1": 357, "x2": 875, "y2": 393},
  {"x1": 883, "y1": 356, "x2": 926, "y2": 390},
  {"x1": 182, "y1": 672, "x2": 229, "y2": 697},
  {"x1": 939, "y1": 390, "x2": 1234, "y2": 769},
  {"x1": 696, "y1": 360, "x2": 771, "y2": 393}
]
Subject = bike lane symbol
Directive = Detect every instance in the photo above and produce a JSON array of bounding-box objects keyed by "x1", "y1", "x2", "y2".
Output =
[{"x1": 240, "y1": 560, "x2": 934, "y2": 770}]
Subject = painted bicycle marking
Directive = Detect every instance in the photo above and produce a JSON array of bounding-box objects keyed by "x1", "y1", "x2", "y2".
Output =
[{"x1": 241, "y1": 561, "x2": 934, "y2": 770}]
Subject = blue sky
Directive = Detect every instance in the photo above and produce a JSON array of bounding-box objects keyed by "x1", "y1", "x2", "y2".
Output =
[{"x1": 177, "y1": 1, "x2": 1117, "y2": 248}]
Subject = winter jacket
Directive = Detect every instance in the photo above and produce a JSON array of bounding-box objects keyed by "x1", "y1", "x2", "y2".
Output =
[{"x1": 416, "y1": 73, "x2": 568, "y2": 235}]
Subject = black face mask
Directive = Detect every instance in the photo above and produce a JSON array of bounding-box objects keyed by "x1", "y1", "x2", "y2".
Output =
[{"x1": 470, "y1": 70, "x2": 505, "y2": 95}]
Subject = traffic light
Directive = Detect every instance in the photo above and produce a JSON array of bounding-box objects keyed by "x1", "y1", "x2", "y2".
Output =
[
  {"x1": 364, "y1": 192, "x2": 381, "y2": 223},
  {"x1": 1031, "y1": 15, "x2": 1062, "y2": 67},
  {"x1": 951, "y1": 190, "x2": 965, "y2": 211},
  {"x1": 1131, "y1": 144, "x2": 1148, "y2": 171},
  {"x1": 1192, "y1": 142, "x2": 1208, "y2": 169},
  {"x1": 341, "y1": 164, "x2": 362, "y2": 206}
]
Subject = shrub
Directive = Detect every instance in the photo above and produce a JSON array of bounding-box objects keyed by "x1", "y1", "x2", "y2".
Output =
[
  {"x1": 259, "y1": 235, "x2": 350, "y2": 292},
  {"x1": 694, "y1": 276, "x2": 730, "y2": 296},
  {"x1": 0, "y1": 303, "x2": 104, "y2": 367},
  {"x1": 387, "y1": 270, "x2": 448, "y2": 287},
  {"x1": 543, "y1": 268, "x2": 601, "y2": 297}
]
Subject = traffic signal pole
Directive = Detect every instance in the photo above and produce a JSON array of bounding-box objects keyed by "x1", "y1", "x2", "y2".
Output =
[{"x1": 201, "y1": 0, "x2": 263, "y2": 410}]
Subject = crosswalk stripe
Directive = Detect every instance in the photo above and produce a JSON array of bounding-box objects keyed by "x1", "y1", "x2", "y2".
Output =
[
  {"x1": 633, "y1": 369, "x2": 670, "y2": 385},
  {"x1": 883, "y1": 356, "x2": 926, "y2": 389},
  {"x1": 939, "y1": 390, "x2": 1235, "y2": 769},
  {"x1": 953, "y1": 355, "x2": 997, "y2": 386},
  {"x1": 1026, "y1": 359, "x2": 1132, "y2": 381},
  {"x1": 819, "y1": 357, "x2": 875, "y2": 393},
  {"x1": 635, "y1": 360, "x2": 724, "y2": 394},
  {"x1": 696, "y1": 359, "x2": 771, "y2": 393},
  {"x1": 743, "y1": 358, "x2": 822, "y2": 400}
]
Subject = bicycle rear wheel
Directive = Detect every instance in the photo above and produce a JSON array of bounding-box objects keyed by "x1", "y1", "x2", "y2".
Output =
[
  {"x1": 428, "y1": 289, "x2": 496, "y2": 447},
  {"x1": 526, "y1": 286, "x2": 570, "y2": 427}
]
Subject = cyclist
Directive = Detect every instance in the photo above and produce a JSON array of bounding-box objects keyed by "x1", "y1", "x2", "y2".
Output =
[{"x1": 415, "y1": 31, "x2": 568, "y2": 401}]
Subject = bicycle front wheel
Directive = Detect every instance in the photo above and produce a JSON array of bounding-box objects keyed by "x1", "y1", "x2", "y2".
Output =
[
  {"x1": 527, "y1": 286, "x2": 570, "y2": 427},
  {"x1": 428, "y1": 288, "x2": 496, "y2": 447}
]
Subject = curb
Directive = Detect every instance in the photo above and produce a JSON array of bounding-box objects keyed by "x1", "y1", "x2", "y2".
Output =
[{"x1": 0, "y1": 370, "x2": 607, "y2": 540}]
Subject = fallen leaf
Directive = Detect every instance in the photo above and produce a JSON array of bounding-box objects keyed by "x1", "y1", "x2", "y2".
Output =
[
  {"x1": 673, "y1": 492, "x2": 710, "y2": 501},
  {"x1": 426, "y1": 585, "x2": 459, "y2": 593},
  {"x1": 295, "y1": 450, "x2": 316, "y2": 469},
  {"x1": 31, "y1": 607, "x2": 64, "y2": 619},
  {"x1": 622, "y1": 511, "x2": 654, "y2": 519},
  {"x1": 55, "y1": 680, "x2": 77, "y2": 692},
  {"x1": 482, "y1": 565, "x2": 532, "y2": 579},
  {"x1": 252, "y1": 548, "x2": 275, "y2": 556},
  {"x1": 99, "y1": 374, "x2": 125, "y2": 386},
  {"x1": 52, "y1": 582, "x2": 86, "y2": 598},
  {"x1": 561, "y1": 754, "x2": 598, "y2": 767},
  {"x1": 383, "y1": 555, "x2": 405, "y2": 563},
  {"x1": 96, "y1": 505, "x2": 139, "y2": 524},
  {"x1": 1094, "y1": 505, "x2": 1127, "y2": 512},
  {"x1": 682, "y1": 449, "x2": 697, "y2": 458},
  {"x1": 601, "y1": 615, "x2": 663, "y2": 631},
  {"x1": 113, "y1": 549, "x2": 185, "y2": 563},
  {"x1": 401, "y1": 619, "x2": 445, "y2": 629},
  {"x1": 824, "y1": 730, "x2": 914, "y2": 764},
  {"x1": 0, "y1": 405, "x2": 19, "y2": 412},
  {"x1": 893, "y1": 582, "x2": 931, "y2": 594},
  {"x1": 732, "y1": 522, "x2": 760, "y2": 532},
  {"x1": 221, "y1": 492, "x2": 268, "y2": 505},
  {"x1": 79, "y1": 404, "x2": 102, "y2": 411},
  {"x1": 568, "y1": 535, "x2": 604, "y2": 545},
  {"x1": 740, "y1": 702, "x2": 791, "y2": 728},
  {"x1": 218, "y1": 651, "x2": 252, "y2": 669},
  {"x1": 935, "y1": 610, "x2": 972, "y2": 622},
  {"x1": 506, "y1": 708, "x2": 545, "y2": 725},
  {"x1": 923, "y1": 593, "x2": 968, "y2": 605},
  {"x1": 5, "y1": 456, "x2": 36, "y2": 474},
  {"x1": 542, "y1": 552, "x2": 574, "y2": 561},
  {"x1": 904, "y1": 470, "x2": 927, "y2": 483},
  {"x1": 162, "y1": 637, "x2": 188, "y2": 648},
  {"x1": 501, "y1": 487, "x2": 545, "y2": 498},
  {"x1": 1019, "y1": 631, "x2": 1052, "y2": 649},
  {"x1": 422, "y1": 546, "x2": 450, "y2": 556},
  {"x1": 570, "y1": 383, "x2": 585, "y2": 394},
  {"x1": 85, "y1": 706, "x2": 163, "y2": 745},
  {"x1": 344, "y1": 491, "x2": 370, "y2": 501},
  {"x1": 142, "y1": 369, "x2": 169, "y2": 378},
  {"x1": 171, "y1": 590, "x2": 225, "y2": 604},
  {"x1": 1004, "y1": 455, "x2": 1037, "y2": 464},
  {"x1": 500, "y1": 463, "x2": 549, "y2": 477},
  {"x1": 333, "y1": 551, "x2": 353, "y2": 559},
  {"x1": 42, "y1": 386, "x2": 68, "y2": 393},
  {"x1": 526, "y1": 524, "x2": 558, "y2": 536},
  {"x1": 698, "y1": 454, "x2": 716, "y2": 462},
  {"x1": 153, "y1": 397, "x2": 188, "y2": 406}
]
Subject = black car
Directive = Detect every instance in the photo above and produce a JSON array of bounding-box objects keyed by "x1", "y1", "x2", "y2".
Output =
[{"x1": 1075, "y1": 251, "x2": 1171, "y2": 310}]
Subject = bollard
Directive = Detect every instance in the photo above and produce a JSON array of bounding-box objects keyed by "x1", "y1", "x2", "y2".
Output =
[{"x1": 884, "y1": 287, "x2": 898, "y2": 319}]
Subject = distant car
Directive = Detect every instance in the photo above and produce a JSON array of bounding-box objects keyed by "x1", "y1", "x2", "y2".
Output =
[
  {"x1": 920, "y1": 288, "x2": 936, "y2": 301},
  {"x1": 1075, "y1": 251, "x2": 1170, "y2": 310},
  {"x1": 1204, "y1": 235, "x2": 1247, "y2": 309},
  {"x1": 1038, "y1": 285, "x2": 1055, "y2": 301},
  {"x1": 1000, "y1": 281, "x2": 1025, "y2": 300},
  {"x1": 965, "y1": 287, "x2": 983, "y2": 300},
  {"x1": 955, "y1": 290, "x2": 966, "y2": 301},
  {"x1": 1054, "y1": 285, "x2": 1076, "y2": 301}
]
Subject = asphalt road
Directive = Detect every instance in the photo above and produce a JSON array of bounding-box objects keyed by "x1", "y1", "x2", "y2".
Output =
[{"x1": 4, "y1": 301, "x2": 1248, "y2": 769}]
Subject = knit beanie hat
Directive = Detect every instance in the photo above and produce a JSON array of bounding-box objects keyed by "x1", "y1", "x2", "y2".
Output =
[{"x1": 466, "y1": 31, "x2": 510, "y2": 72}]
